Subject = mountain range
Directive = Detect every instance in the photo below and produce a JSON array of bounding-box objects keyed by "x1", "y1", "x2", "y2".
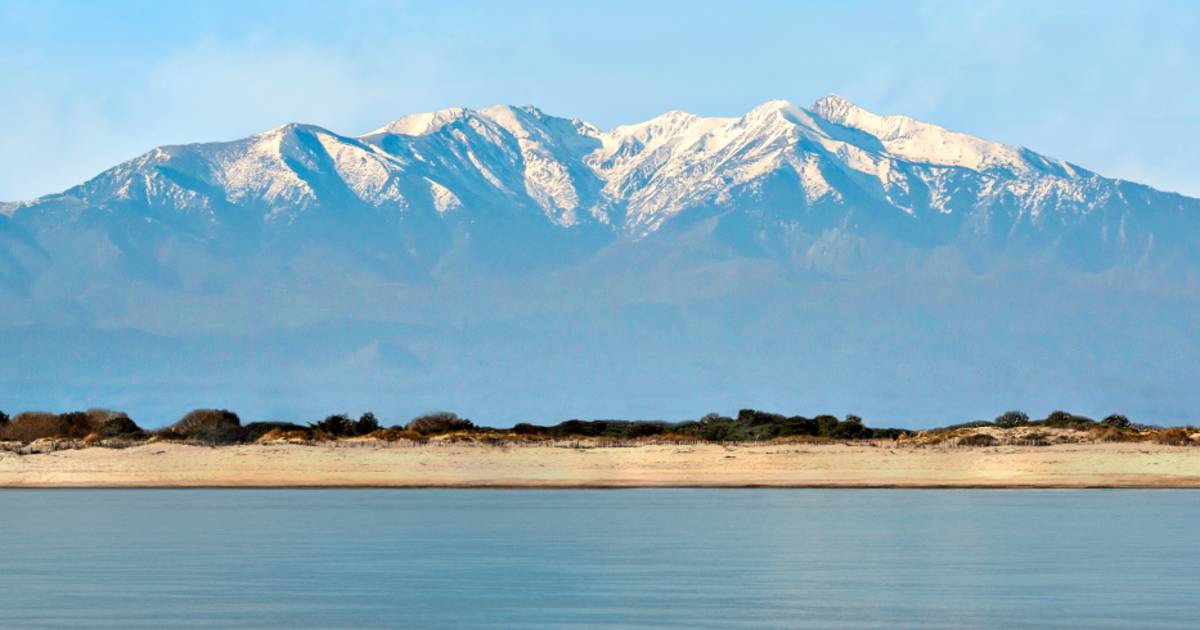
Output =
[{"x1": 2, "y1": 96, "x2": 1198, "y2": 426}]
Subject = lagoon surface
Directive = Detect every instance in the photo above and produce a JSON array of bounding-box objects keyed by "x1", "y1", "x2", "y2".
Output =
[{"x1": 1, "y1": 489, "x2": 1198, "y2": 628}]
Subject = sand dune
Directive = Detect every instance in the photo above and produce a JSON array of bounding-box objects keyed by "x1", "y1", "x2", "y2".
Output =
[{"x1": 2, "y1": 440, "x2": 1199, "y2": 488}]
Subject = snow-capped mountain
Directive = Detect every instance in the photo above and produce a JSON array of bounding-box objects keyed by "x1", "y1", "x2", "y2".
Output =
[
  {"x1": 3, "y1": 96, "x2": 1200, "y2": 426},
  {"x1": 8, "y1": 95, "x2": 1197, "y2": 263}
]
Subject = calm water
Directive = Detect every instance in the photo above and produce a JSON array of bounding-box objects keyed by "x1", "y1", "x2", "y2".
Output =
[{"x1": 1, "y1": 490, "x2": 1198, "y2": 628}]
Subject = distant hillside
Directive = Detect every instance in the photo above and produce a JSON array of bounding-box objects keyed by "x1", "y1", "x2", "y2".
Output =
[{"x1": 2, "y1": 97, "x2": 1198, "y2": 424}]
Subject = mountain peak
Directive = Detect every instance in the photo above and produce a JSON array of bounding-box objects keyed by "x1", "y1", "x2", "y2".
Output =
[
  {"x1": 810, "y1": 93, "x2": 862, "y2": 123},
  {"x1": 365, "y1": 107, "x2": 474, "y2": 137},
  {"x1": 746, "y1": 99, "x2": 801, "y2": 119},
  {"x1": 752, "y1": 98, "x2": 797, "y2": 110}
]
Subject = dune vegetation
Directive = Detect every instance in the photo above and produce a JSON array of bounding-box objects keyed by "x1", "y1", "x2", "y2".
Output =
[{"x1": 0, "y1": 407, "x2": 1197, "y2": 453}]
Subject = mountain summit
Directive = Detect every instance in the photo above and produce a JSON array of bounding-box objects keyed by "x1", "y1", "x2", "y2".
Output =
[
  {"x1": 2, "y1": 96, "x2": 1198, "y2": 423},
  {"x1": 8, "y1": 96, "x2": 1196, "y2": 256}
]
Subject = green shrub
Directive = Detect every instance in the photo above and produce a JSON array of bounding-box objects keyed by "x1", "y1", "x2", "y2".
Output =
[
  {"x1": 242, "y1": 422, "x2": 311, "y2": 442},
  {"x1": 314, "y1": 414, "x2": 355, "y2": 436},
  {"x1": 832, "y1": 416, "x2": 871, "y2": 440},
  {"x1": 815, "y1": 415, "x2": 840, "y2": 437},
  {"x1": 56, "y1": 411, "x2": 96, "y2": 439},
  {"x1": 781, "y1": 416, "x2": 819, "y2": 437},
  {"x1": 97, "y1": 416, "x2": 146, "y2": 439},
  {"x1": 870, "y1": 428, "x2": 910, "y2": 439},
  {"x1": 994, "y1": 411, "x2": 1030, "y2": 428},
  {"x1": 1101, "y1": 415, "x2": 1133, "y2": 430},
  {"x1": 355, "y1": 412, "x2": 380, "y2": 436},
  {"x1": 310, "y1": 412, "x2": 382, "y2": 438},
  {"x1": 737, "y1": 409, "x2": 787, "y2": 425},
  {"x1": 406, "y1": 412, "x2": 475, "y2": 436},
  {"x1": 1038, "y1": 410, "x2": 1095, "y2": 429}
]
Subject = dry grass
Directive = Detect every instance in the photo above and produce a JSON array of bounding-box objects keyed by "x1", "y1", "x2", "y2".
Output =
[
  {"x1": 956, "y1": 433, "x2": 998, "y2": 447},
  {"x1": 1090, "y1": 426, "x2": 1141, "y2": 443},
  {"x1": 1151, "y1": 428, "x2": 1194, "y2": 446},
  {"x1": 0, "y1": 412, "x2": 62, "y2": 442},
  {"x1": 360, "y1": 428, "x2": 423, "y2": 442},
  {"x1": 257, "y1": 428, "x2": 320, "y2": 443},
  {"x1": 1006, "y1": 431, "x2": 1051, "y2": 447},
  {"x1": 902, "y1": 428, "x2": 974, "y2": 447}
]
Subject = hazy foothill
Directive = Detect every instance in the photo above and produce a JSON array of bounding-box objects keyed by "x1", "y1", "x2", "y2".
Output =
[{"x1": 1, "y1": 406, "x2": 1196, "y2": 452}]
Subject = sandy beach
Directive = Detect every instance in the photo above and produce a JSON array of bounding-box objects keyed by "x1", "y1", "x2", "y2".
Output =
[{"x1": 2, "y1": 440, "x2": 1199, "y2": 488}]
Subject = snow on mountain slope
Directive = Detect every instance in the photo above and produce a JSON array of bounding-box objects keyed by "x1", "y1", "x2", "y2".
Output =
[
  {"x1": 812, "y1": 94, "x2": 1034, "y2": 173},
  {"x1": 365, "y1": 107, "x2": 475, "y2": 137},
  {"x1": 477, "y1": 105, "x2": 605, "y2": 226},
  {"x1": 9, "y1": 95, "x2": 1199, "y2": 263}
]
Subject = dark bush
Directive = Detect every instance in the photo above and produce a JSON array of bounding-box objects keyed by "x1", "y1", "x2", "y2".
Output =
[
  {"x1": 549, "y1": 419, "x2": 602, "y2": 437},
  {"x1": 1101, "y1": 415, "x2": 1133, "y2": 430},
  {"x1": 541, "y1": 419, "x2": 669, "y2": 440},
  {"x1": 870, "y1": 428, "x2": 910, "y2": 440},
  {"x1": 686, "y1": 413, "x2": 737, "y2": 441},
  {"x1": 781, "y1": 416, "x2": 819, "y2": 436},
  {"x1": 311, "y1": 413, "x2": 381, "y2": 438},
  {"x1": 406, "y1": 412, "x2": 475, "y2": 436},
  {"x1": 170, "y1": 409, "x2": 243, "y2": 444},
  {"x1": 724, "y1": 410, "x2": 818, "y2": 440},
  {"x1": 0, "y1": 410, "x2": 9, "y2": 426},
  {"x1": 737, "y1": 409, "x2": 787, "y2": 425},
  {"x1": 97, "y1": 416, "x2": 146, "y2": 439},
  {"x1": 832, "y1": 416, "x2": 871, "y2": 440},
  {"x1": 190, "y1": 424, "x2": 243, "y2": 444},
  {"x1": 172, "y1": 409, "x2": 241, "y2": 433},
  {"x1": 242, "y1": 422, "x2": 311, "y2": 441},
  {"x1": 994, "y1": 411, "x2": 1030, "y2": 428},
  {"x1": 56, "y1": 411, "x2": 96, "y2": 439},
  {"x1": 815, "y1": 415, "x2": 840, "y2": 437},
  {"x1": 314, "y1": 414, "x2": 355, "y2": 437},
  {"x1": 511, "y1": 423, "x2": 548, "y2": 435},
  {"x1": 355, "y1": 412, "x2": 380, "y2": 436},
  {"x1": 681, "y1": 419, "x2": 732, "y2": 441},
  {"x1": 629, "y1": 422, "x2": 668, "y2": 438},
  {"x1": 1039, "y1": 410, "x2": 1095, "y2": 429}
]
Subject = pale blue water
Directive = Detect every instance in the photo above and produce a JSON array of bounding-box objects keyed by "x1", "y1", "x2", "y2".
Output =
[{"x1": 1, "y1": 490, "x2": 1198, "y2": 628}]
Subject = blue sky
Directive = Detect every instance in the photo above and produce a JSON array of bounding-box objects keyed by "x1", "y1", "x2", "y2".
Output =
[{"x1": 1, "y1": 0, "x2": 1197, "y2": 201}]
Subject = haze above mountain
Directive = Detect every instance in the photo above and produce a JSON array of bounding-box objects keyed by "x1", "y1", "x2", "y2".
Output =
[{"x1": 2, "y1": 96, "x2": 1197, "y2": 426}]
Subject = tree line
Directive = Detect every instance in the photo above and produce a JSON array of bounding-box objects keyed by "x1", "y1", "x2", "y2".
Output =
[{"x1": 0, "y1": 406, "x2": 1191, "y2": 445}]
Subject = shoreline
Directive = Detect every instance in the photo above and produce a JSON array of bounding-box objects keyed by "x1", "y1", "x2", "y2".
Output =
[
  {"x1": 4, "y1": 485, "x2": 1198, "y2": 490},
  {"x1": 3, "y1": 440, "x2": 1199, "y2": 489}
]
